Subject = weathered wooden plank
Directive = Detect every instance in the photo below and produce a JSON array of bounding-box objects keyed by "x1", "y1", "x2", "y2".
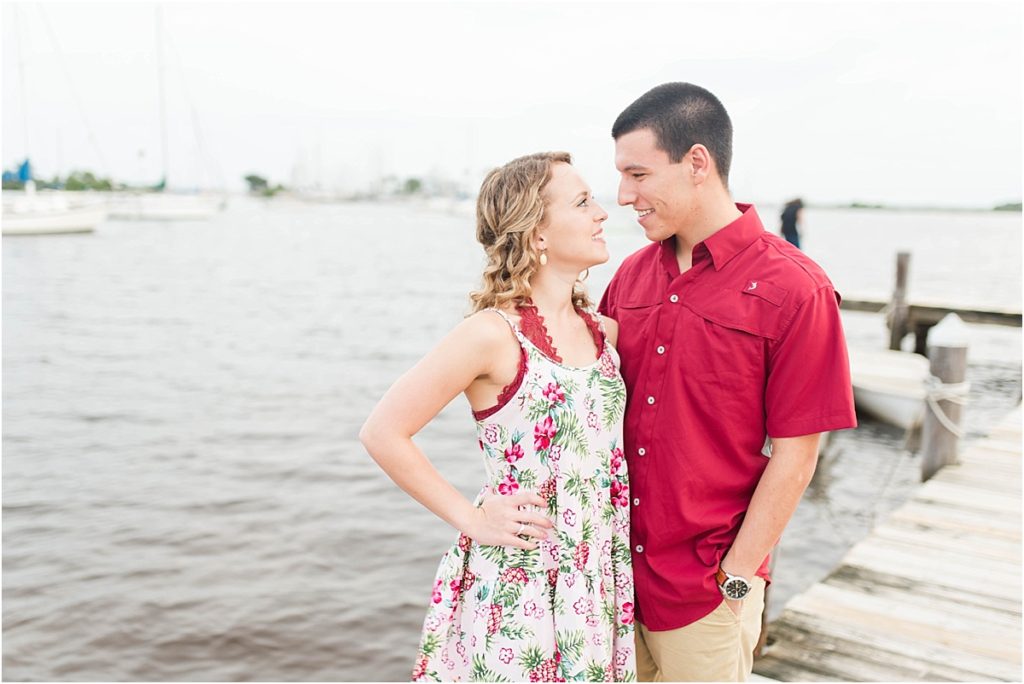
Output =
[
  {"x1": 826, "y1": 564, "x2": 1021, "y2": 616},
  {"x1": 754, "y1": 654, "x2": 847, "y2": 682},
  {"x1": 761, "y1": 620, "x2": 1007, "y2": 681},
  {"x1": 889, "y1": 500, "x2": 1021, "y2": 540},
  {"x1": 778, "y1": 606, "x2": 1019, "y2": 675},
  {"x1": 787, "y1": 583, "x2": 1021, "y2": 650},
  {"x1": 946, "y1": 450, "x2": 1019, "y2": 473},
  {"x1": 884, "y1": 508, "x2": 1021, "y2": 543},
  {"x1": 764, "y1": 609, "x2": 1022, "y2": 681},
  {"x1": 842, "y1": 541, "x2": 1021, "y2": 597},
  {"x1": 781, "y1": 604, "x2": 1019, "y2": 669},
  {"x1": 915, "y1": 480, "x2": 1022, "y2": 516},
  {"x1": 848, "y1": 528, "x2": 1022, "y2": 571},
  {"x1": 870, "y1": 522, "x2": 1022, "y2": 564},
  {"x1": 937, "y1": 450, "x2": 1019, "y2": 473},
  {"x1": 758, "y1": 641, "x2": 944, "y2": 682},
  {"x1": 936, "y1": 468, "x2": 1021, "y2": 494},
  {"x1": 947, "y1": 444, "x2": 1021, "y2": 466},
  {"x1": 803, "y1": 576, "x2": 1021, "y2": 631},
  {"x1": 962, "y1": 442, "x2": 1023, "y2": 460}
]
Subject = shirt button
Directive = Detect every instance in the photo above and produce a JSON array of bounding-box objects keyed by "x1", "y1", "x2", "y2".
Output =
[
  {"x1": 635, "y1": 544, "x2": 644, "y2": 553},
  {"x1": 637, "y1": 447, "x2": 646, "y2": 456},
  {"x1": 633, "y1": 498, "x2": 640, "y2": 506},
  {"x1": 669, "y1": 294, "x2": 679, "y2": 303},
  {"x1": 656, "y1": 345, "x2": 666, "y2": 354},
  {"x1": 647, "y1": 396, "x2": 655, "y2": 405}
]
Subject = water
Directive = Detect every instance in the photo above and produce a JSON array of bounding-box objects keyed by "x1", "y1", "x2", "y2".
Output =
[{"x1": 3, "y1": 198, "x2": 1020, "y2": 681}]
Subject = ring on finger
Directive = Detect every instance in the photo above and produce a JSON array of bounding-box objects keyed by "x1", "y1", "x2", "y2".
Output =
[{"x1": 516, "y1": 523, "x2": 526, "y2": 535}]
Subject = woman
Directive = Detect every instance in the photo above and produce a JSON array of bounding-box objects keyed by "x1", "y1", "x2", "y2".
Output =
[{"x1": 360, "y1": 152, "x2": 635, "y2": 682}]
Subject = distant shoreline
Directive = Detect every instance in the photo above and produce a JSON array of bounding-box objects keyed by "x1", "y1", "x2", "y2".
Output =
[{"x1": 809, "y1": 201, "x2": 1022, "y2": 213}]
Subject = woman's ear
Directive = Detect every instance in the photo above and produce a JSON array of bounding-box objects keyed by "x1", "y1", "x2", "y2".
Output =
[{"x1": 532, "y1": 230, "x2": 547, "y2": 252}]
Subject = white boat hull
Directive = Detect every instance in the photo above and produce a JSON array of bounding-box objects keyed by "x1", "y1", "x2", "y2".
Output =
[
  {"x1": 849, "y1": 348, "x2": 930, "y2": 430},
  {"x1": 108, "y1": 194, "x2": 221, "y2": 221},
  {"x1": 852, "y1": 383, "x2": 926, "y2": 430},
  {"x1": 2, "y1": 204, "x2": 107, "y2": 235}
]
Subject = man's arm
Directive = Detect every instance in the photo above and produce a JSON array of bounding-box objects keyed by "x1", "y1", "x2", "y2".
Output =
[
  {"x1": 719, "y1": 433, "x2": 819, "y2": 613},
  {"x1": 722, "y1": 282, "x2": 855, "y2": 613}
]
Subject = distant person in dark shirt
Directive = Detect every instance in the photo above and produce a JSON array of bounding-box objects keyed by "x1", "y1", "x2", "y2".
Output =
[{"x1": 780, "y1": 198, "x2": 804, "y2": 248}]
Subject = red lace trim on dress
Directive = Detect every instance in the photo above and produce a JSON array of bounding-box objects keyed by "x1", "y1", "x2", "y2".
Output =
[
  {"x1": 518, "y1": 303, "x2": 605, "y2": 361},
  {"x1": 471, "y1": 305, "x2": 605, "y2": 421},
  {"x1": 472, "y1": 344, "x2": 527, "y2": 421}
]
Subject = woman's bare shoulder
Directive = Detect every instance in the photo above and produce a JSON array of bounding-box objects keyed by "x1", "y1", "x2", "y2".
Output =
[{"x1": 456, "y1": 308, "x2": 519, "y2": 347}]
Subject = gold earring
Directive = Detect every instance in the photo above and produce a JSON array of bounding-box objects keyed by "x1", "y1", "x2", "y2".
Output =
[
  {"x1": 579, "y1": 269, "x2": 589, "y2": 282},
  {"x1": 539, "y1": 250, "x2": 548, "y2": 266}
]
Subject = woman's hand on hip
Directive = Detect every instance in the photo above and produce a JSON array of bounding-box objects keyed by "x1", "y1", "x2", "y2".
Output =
[{"x1": 466, "y1": 492, "x2": 553, "y2": 550}]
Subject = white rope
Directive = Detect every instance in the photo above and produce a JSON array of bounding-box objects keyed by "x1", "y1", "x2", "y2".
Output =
[{"x1": 925, "y1": 375, "x2": 970, "y2": 438}]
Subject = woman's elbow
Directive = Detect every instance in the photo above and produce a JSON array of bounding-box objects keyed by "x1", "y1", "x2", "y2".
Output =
[
  {"x1": 360, "y1": 413, "x2": 409, "y2": 459},
  {"x1": 359, "y1": 416, "x2": 382, "y2": 454}
]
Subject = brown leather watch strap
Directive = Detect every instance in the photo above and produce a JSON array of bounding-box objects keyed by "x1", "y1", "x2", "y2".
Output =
[{"x1": 715, "y1": 567, "x2": 727, "y2": 587}]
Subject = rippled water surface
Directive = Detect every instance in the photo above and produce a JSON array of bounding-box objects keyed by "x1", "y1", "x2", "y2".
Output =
[{"x1": 3, "y1": 199, "x2": 1020, "y2": 680}]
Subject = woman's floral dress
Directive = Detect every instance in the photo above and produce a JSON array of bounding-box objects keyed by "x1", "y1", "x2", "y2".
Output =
[{"x1": 412, "y1": 308, "x2": 636, "y2": 682}]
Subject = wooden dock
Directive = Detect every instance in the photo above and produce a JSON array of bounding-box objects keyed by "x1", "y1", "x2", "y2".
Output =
[
  {"x1": 840, "y1": 297, "x2": 1023, "y2": 328},
  {"x1": 841, "y1": 296, "x2": 1022, "y2": 355},
  {"x1": 754, "y1": 406, "x2": 1022, "y2": 682}
]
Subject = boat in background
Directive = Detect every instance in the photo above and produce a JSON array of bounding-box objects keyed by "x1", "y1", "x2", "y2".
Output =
[
  {"x1": 107, "y1": 6, "x2": 226, "y2": 223},
  {"x1": 107, "y1": 192, "x2": 221, "y2": 221},
  {"x1": 2, "y1": 180, "x2": 107, "y2": 236},
  {"x1": 848, "y1": 347, "x2": 930, "y2": 430}
]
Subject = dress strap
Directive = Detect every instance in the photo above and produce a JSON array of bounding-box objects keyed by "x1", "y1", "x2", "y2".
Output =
[
  {"x1": 580, "y1": 309, "x2": 607, "y2": 356},
  {"x1": 474, "y1": 308, "x2": 529, "y2": 422},
  {"x1": 482, "y1": 307, "x2": 526, "y2": 342}
]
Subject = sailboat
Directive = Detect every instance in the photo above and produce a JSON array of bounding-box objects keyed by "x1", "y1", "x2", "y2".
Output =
[
  {"x1": 3, "y1": 180, "x2": 107, "y2": 236},
  {"x1": 1, "y1": 7, "x2": 107, "y2": 236},
  {"x1": 108, "y1": 6, "x2": 222, "y2": 222}
]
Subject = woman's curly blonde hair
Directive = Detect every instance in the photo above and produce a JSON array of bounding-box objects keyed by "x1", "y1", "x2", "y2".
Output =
[{"x1": 469, "y1": 151, "x2": 593, "y2": 313}]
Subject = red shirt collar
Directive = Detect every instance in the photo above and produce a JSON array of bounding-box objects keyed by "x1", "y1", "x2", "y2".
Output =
[{"x1": 660, "y1": 203, "x2": 765, "y2": 274}]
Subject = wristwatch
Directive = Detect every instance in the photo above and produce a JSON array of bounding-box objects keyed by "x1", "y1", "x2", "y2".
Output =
[{"x1": 716, "y1": 567, "x2": 752, "y2": 600}]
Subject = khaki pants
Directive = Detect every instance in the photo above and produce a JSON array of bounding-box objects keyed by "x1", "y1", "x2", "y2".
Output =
[{"x1": 635, "y1": 577, "x2": 766, "y2": 682}]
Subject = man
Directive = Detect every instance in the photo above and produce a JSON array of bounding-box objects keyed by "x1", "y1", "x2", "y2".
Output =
[
  {"x1": 780, "y1": 198, "x2": 804, "y2": 249},
  {"x1": 599, "y1": 83, "x2": 857, "y2": 682}
]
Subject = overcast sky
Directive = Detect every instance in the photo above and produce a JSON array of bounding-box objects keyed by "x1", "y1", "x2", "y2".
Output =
[{"x1": 3, "y1": 1, "x2": 1021, "y2": 206}]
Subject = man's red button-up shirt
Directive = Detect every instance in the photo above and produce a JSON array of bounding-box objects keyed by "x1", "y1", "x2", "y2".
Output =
[{"x1": 599, "y1": 204, "x2": 857, "y2": 631}]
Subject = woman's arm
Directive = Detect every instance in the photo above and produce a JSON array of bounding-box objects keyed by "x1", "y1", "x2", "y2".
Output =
[{"x1": 359, "y1": 312, "x2": 552, "y2": 550}]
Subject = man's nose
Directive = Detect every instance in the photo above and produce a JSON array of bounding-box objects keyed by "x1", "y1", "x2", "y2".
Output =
[{"x1": 617, "y1": 180, "x2": 634, "y2": 207}]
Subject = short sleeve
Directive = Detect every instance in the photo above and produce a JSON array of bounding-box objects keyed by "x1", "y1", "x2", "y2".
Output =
[
  {"x1": 765, "y1": 286, "x2": 857, "y2": 438},
  {"x1": 598, "y1": 272, "x2": 619, "y2": 320}
]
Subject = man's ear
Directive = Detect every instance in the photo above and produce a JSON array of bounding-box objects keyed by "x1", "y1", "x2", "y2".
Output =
[{"x1": 688, "y1": 144, "x2": 712, "y2": 184}]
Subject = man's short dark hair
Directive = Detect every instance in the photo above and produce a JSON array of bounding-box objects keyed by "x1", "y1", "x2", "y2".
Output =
[{"x1": 612, "y1": 83, "x2": 733, "y2": 184}]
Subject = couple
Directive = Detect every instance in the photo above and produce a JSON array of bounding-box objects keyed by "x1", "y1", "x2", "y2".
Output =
[{"x1": 361, "y1": 83, "x2": 857, "y2": 682}]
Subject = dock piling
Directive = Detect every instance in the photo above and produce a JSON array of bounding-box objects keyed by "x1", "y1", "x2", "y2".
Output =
[
  {"x1": 920, "y1": 313, "x2": 970, "y2": 482},
  {"x1": 888, "y1": 252, "x2": 911, "y2": 351}
]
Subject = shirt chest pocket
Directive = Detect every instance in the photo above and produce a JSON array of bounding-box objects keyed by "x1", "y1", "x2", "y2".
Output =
[
  {"x1": 679, "y1": 282, "x2": 790, "y2": 381},
  {"x1": 615, "y1": 296, "x2": 661, "y2": 363}
]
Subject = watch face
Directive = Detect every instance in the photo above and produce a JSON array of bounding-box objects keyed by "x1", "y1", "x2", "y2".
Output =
[{"x1": 723, "y1": 578, "x2": 749, "y2": 600}]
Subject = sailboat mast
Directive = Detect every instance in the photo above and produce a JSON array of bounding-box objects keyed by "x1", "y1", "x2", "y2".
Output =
[
  {"x1": 15, "y1": 5, "x2": 32, "y2": 177},
  {"x1": 155, "y1": 5, "x2": 169, "y2": 190}
]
